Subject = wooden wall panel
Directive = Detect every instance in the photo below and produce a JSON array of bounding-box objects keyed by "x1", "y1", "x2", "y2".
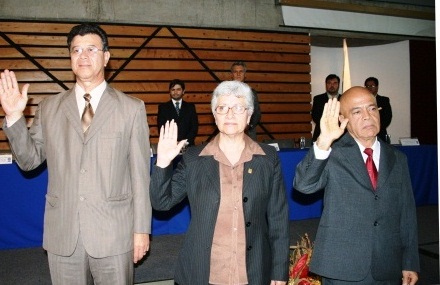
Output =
[{"x1": 0, "y1": 20, "x2": 312, "y2": 151}]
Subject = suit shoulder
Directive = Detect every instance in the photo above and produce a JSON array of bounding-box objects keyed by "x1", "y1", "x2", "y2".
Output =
[
  {"x1": 158, "y1": 100, "x2": 171, "y2": 107},
  {"x1": 183, "y1": 101, "x2": 196, "y2": 107},
  {"x1": 383, "y1": 143, "x2": 406, "y2": 158},
  {"x1": 376, "y1": 94, "x2": 390, "y2": 102},
  {"x1": 39, "y1": 90, "x2": 71, "y2": 110},
  {"x1": 110, "y1": 87, "x2": 144, "y2": 106},
  {"x1": 313, "y1": 93, "x2": 327, "y2": 100},
  {"x1": 257, "y1": 143, "x2": 279, "y2": 160},
  {"x1": 181, "y1": 144, "x2": 205, "y2": 161}
]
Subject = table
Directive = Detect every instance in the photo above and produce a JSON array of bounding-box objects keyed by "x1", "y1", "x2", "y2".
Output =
[{"x1": 0, "y1": 145, "x2": 437, "y2": 249}]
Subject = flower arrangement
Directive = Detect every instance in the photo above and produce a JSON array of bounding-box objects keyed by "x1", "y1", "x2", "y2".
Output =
[{"x1": 288, "y1": 233, "x2": 321, "y2": 285}]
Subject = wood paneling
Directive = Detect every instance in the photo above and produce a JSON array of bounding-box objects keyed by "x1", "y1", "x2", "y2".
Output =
[{"x1": 0, "y1": 21, "x2": 312, "y2": 150}]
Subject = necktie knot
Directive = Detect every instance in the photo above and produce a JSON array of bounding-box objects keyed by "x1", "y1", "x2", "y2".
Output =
[
  {"x1": 364, "y1": 148, "x2": 373, "y2": 157},
  {"x1": 84, "y1": 93, "x2": 91, "y2": 103}
]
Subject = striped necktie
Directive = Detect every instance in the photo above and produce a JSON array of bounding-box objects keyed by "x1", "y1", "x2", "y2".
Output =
[
  {"x1": 175, "y1": 101, "x2": 180, "y2": 116},
  {"x1": 81, "y1": 93, "x2": 94, "y2": 135}
]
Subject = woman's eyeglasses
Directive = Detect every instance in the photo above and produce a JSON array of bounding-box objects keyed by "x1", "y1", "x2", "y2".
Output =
[{"x1": 215, "y1": 105, "x2": 247, "y2": 114}]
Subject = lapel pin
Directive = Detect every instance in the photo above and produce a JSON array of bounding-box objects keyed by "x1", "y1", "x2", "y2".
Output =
[{"x1": 248, "y1": 168, "x2": 252, "y2": 174}]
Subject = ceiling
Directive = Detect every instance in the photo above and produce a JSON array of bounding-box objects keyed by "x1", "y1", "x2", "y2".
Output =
[{"x1": 278, "y1": 0, "x2": 435, "y2": 47}]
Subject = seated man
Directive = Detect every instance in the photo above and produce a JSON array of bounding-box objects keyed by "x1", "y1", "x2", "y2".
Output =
[{"x1": 157, "y1": 79, "x2": 198, "y2": 146}]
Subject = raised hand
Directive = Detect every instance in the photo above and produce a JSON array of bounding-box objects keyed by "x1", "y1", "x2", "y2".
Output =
[
  {"x1": 0, "y1": 70, "x2": 29, "y2": 122},
  {"x1": 156, "y1": 120, "x2": 187, "y2": 168},
  {"x1": 316, "y1": 98, "x2": 348, "y2": 150}
]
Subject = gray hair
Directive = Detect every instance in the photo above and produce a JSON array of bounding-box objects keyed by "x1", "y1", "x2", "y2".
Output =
[
  {"x1": 211, "y1": 81, "x2": 254, "y2": 115},
  {"x1": 230, "y1": 61, "x2": 247, "y2": 72}
]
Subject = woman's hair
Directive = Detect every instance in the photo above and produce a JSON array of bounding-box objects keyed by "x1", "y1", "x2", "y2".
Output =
[{"x1": 211, "y1": 80, "x2": 254, "y2": 115}]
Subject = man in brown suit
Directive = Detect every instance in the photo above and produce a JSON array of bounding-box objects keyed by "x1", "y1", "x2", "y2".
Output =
[{"x1": 0, "y1": 23, "x2": 151, "y2": 284}]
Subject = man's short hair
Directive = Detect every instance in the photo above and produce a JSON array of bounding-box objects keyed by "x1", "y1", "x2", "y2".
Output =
[
  {"x1": 67, "y1": 23, "x2": 109, "y2": 52},
  {"x1": 364, "y1": 77, "x2": 379, "y2": 86},
  {"x1": 325, "y1": 74, "x2": 340, "y2": 84},
  {"x1": 230, "y1": 61, "x2": 247, "y2": 72},
  {"x1": 169, "y1": 79, "x2": 185, "y2": 90}
]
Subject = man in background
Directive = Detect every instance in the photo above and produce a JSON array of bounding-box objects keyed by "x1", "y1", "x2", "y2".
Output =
[
  {"x1": 365, "y1": 77, "x2": 392, "y2": 143},
  {"x1": 231, "y1": 61, "x2": 261, "y2": 140},
  {"x1": 311, "y1": 74, "x2": 341, "y2": 142},
  {"x1": 295, "y1": 87, "x2": 419, "y2": 284},
  {"x1": 157, "y1": 79, "x2": 198, "y2": 146},
  {"x1": 0, "y1": 23, "x2": 151, "y2": 284}
]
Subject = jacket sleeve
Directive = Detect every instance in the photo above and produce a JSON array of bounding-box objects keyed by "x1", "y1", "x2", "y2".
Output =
[
  {"x1": 3, "y1": 106, "x2": 46, "y2": 171},
  {"x1": 293, "y1": 147, "x2": 329, "y2": 193},
  {"x1": 249, "y1": 90, "x2": 261, "y2": 129},
  {"x1": 399, "y1": 154, "x2": 420, "y2": 272},
  {"x1": 187, "y1": 104, "x2": 199, "y2": 145},
  {"x1": 131, "y1": 101, "x2": 152, "y2": 234},
  {"x1": 267, "y1": 151, "x2": 290, "y2": 281},
  {"x1": 150, "y1": 158, "x2": 189, "y2": 211},
  {"x1": 380, "y1": 96, "x2": 392, "y2": 129}
]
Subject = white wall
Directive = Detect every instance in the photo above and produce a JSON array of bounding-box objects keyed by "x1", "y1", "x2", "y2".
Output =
[{"x1": 310, "y1": 41, "x2": 411, "y2": 144}]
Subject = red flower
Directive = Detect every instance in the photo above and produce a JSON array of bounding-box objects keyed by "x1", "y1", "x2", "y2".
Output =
[{"x1": 290, "y1": 253, "x2": 309, "y2": 279}]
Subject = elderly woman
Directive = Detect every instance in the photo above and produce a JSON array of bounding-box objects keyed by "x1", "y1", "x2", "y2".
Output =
[{"x1": 150, "y1": 80, "x2": 289, "y2": 285}]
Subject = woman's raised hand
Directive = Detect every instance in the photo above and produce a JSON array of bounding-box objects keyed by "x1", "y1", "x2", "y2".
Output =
[{"x1": 156, "y1": 120, "x2": 187, "y2": 168}]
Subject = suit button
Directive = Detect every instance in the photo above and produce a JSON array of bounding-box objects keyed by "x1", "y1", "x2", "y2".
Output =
[
  {"x1": 243, "y1": 197, "x2": 248, "y2": 202},
  {"x1": 79, "y1": 196, "x2": 85, "y2": 201},
  {"x1": 247, "y1": 245, "x2": 252, "y2": 250},
  {"x1": 374, "y1": 221, "x2": 378, "y2": 226},
  {"x1": 80, "y1": 169, "x2": 86, "y2": 174},
  {"x1": 246, "y1": 222, "x2": 251, "y2": 227},
  {"x1": 375, "y1": 195, "x2": 379, "y2": 200}
]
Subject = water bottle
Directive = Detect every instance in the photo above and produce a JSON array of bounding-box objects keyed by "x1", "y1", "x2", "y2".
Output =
[
  {"x1": 385, "y1": 134, "x2": 391, "y2": 144},
  {"x1": 300, "y1": 137, "x2": 306, "y2": 149}
]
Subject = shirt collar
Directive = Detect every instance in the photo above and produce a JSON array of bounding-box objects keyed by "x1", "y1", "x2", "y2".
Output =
[
  {"x1": 200, "y1": 134, "x2": 265, "y2": 161},
  {"x1": 75, "y1": 81, "x2": 107, "y2": 103}
]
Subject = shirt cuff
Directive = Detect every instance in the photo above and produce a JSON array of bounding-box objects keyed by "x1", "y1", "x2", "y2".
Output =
[
  {"x1": 313, "y1": 143, "x2": 331, "y2": 160},
  {"x1": 5, "y1": 116, "x2": 21, "y2": 128}
]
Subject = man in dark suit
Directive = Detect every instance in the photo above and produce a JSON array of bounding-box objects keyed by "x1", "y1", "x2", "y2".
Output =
[
  {"x1": 0, "y1": 24, "x2": 151, "y2": 284},
  {"x1": 294, "y1": 87, "x2": 419, "y2": 284},
  {"x1": 311, "y1": 74, "x2": 341, "y2": 142},
  {"x1": 157, "y1": 79, "x2": 198, "y2": 146},
  {"x1": 231, "y1": 61, "x2": 261, "y2": 140},
  {"x1": 365, "y1": 77, "x2": 393, "y2": 143}
]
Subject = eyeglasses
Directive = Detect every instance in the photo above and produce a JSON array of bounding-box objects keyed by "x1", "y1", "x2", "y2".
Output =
[
  {"x1": 365, "y1": 85, "x2": 377, "y2": 88},
  {"x1": 70, "y1": 46, "x2": 104, "y2": 55},
  {"x1": 215, "y1": 105, "x2": 247, "y2": 115}
]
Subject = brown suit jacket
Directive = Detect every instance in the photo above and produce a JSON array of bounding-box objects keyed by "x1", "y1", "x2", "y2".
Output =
[{"x1": 4, "y1": 86, "x2": 152, "y2": 258}]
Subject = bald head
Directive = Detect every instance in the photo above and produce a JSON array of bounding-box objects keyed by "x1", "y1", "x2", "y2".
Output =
[
  {"x1": 339, "y1": 86, "x2": 380, "y2": 146},
  {"x1": 340, "y1": 86, "x2": 375, "y2": 115}
]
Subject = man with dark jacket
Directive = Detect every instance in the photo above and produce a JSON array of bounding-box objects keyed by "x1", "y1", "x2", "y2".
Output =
[{"x1": 157, "y1": 79, "x2": 198, "y2": 146}]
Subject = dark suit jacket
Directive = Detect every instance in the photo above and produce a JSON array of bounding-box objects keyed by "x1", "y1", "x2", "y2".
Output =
[
  {"x1": 250, "y1": 89, "x2": 261, "y2": 127},
  {"x1": 150, "y1": 137, "x2": 289, "y2": 284},
  {"x1": 294, "y1": 133, "x2": 419, "y2": 281},
  {"x1": 311, "y1": 93, "x2": 340, "y2": 142},
  {"x1": 157, "y1": 100, "x2": 198, "y2": 145},
  {"x1": 376, "y1": 94, "x2": 392, "y2": 142},
  {"x1": 4, "y1": 86, "x2": 152, "y2": 258}
]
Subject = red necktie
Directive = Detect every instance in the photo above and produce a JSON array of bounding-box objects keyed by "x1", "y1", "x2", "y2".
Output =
[{"x1": 364, "y1": 148, "x2": 378, "y2": 190}]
